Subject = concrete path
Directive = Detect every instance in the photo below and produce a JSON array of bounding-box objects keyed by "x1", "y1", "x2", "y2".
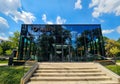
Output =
[
  {"x1": 116, "y1": 63, "x2": 120, "y2": 66},
  {"x1": 0, "y1": 64, "x2": 7, "y2": 66}
]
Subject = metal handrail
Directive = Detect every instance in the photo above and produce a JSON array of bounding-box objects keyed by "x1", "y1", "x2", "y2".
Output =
[{"x1": 20, "y1": 58, "x2": 38, "y2": 84}]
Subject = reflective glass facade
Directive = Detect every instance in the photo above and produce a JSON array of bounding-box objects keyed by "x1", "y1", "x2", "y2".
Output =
[{"x1": 18, "y1": 24, "x2": 105, "y2": 62}]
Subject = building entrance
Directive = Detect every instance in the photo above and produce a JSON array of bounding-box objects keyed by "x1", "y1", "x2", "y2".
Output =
[{"x1": 18, "y1": 24, "x2": 105, "y2": 62}]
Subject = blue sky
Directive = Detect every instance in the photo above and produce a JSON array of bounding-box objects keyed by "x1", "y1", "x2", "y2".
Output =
[{"x1": 0, "y1": 0, "x2": 120, "y2": 40}]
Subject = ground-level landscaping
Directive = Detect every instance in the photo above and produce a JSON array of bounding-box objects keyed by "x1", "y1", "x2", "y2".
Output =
[
  {"x1": 0, "y1": 60, "x2": 8, "y2": 64},
  {"x1": 0, "y1": 65, "x2": 30, "y2": 84},
  {"x1": 0, "y1": 66, "x2": 24, "y2": 84},
  {"x1": 106, "y1": 64, "x2": 120, "y2": 75}
]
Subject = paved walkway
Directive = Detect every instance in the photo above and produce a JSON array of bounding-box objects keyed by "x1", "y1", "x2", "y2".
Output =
[
  {"x1": 116, "y1": 63, "x2": 120, "y2": 66},
  {"x1": 0, "y1": 64, "x2": 8, "y2": 66}
]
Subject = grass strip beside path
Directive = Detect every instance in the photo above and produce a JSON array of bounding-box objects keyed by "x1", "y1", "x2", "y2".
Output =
[
  {"x1": 0, "y1": 66, "x2": 24, "y2": 84},
  {"x1": 106, "y1": 65, "x2": 120, "y2": 76}
]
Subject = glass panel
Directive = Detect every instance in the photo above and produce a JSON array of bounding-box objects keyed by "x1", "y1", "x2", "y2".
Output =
[{"x1": 18, "y1": 24, "x2": 105, "y2": 62}]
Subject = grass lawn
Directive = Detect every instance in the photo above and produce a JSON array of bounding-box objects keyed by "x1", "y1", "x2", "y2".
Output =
[
  {"x1": 117, "y1": 60, "x2": 120, "y2": 63},
  {"x1": 106, "y1": 65, "x2": 120, "y2": 76},
  {"x1": 0, "y1": 60, "x2": 8, "y2": 64},
  {"x1": 0, "y1": 66, "x2": 30, "y2": 84}
]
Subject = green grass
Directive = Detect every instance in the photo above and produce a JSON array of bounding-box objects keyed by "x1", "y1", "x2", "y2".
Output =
[
  {"x1": 0, "y1": 66, "x2": 27, "y2": 84},
  {"x1": 0, "y1": 60, "x2": 8, "y2": 64},
  {"x1": 117, "y1": 60, "x2": 120, "y2": 63},
  {"x1": 106, "y1": 65, "x2": 120, "y2": 75}
]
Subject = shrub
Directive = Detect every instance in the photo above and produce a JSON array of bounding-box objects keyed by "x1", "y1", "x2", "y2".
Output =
[{"x1": 5, "y1": 50, "x2": 12, "y2": 56}]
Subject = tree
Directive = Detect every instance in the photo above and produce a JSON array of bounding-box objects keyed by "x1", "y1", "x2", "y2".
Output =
[
  {"x1": 0, "y1": 41, "x2": 12, "y2": 55},
  {"x1": 103, "y1": 36, "x2": 109, "y2": 41},
  {"x1": 0, "y1": 46, "x2": 3, "y2": 55},
  {"x1": 110, "y1": 47, "x2": 120, "y2": 56},
  {"x1": 105, "y1": 39, "x2": 120, "y2": 57},
  {"x1": 9, "y1": 31, "x2": 20, "y2": 49},
  {"x1": 117, "y1": 38, "x2": 120, "y2": 43},
  {"x1": 5, "y1": 49, "x2": 12, "y2": 56}
]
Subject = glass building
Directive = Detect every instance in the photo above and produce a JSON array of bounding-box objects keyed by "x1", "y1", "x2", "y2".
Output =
[{"x1": 18, "y1": 24, "x2": 105, "y2": 62}]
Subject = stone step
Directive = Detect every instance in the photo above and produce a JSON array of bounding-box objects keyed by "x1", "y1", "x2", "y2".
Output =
[
  {"x1": 38, "y1": 67, "x2": 98, "y2": 70},
  {"x1": 30, "y1": 76, "x2": 111, "y2": 81},
  {"x1": 39, "y1": 62, "x2": 97, "y2": 68},
  {"x1": 33, "y1": 72, "x2": 106, "y2": 77},
  {"x1": 27, "y1": 81, "x2": 120, "y2": 84},
  {"x1": 36, "y1": 69, "x2": 101, "y2": 73},
  {"x1": 27, "y1": 62, "x2": 120, "y2": 84}
]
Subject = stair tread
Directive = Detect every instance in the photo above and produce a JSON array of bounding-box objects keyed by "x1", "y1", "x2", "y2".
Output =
[
  {"x1": 36, "y1": 69, "x2": 100, "y2": 71},
  {"x1": 33, "y1": 72, "x2": 106, "y2": 76},
  {"x1": 27, "y1": 81, "x2": 119, "y2": 84},
  {"x1": 36, "y1": 69, "x2": 101, "y2": 73},
  {"x1": 30, "y1": 76, "x2": 111, "y2": 80},
  {"x1": 38, "y1": 67, "x2": 98, "y2": 69}
]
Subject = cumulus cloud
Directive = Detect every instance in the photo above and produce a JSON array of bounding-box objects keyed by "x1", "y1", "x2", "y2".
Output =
[
  {"x1": 0, "y1": 17, "x2": 9, "y2": 40},
  {"x1": 56, "y1": 16, "x2": 66, "y2": 24},
  {"x1": 9, "y1": 32, "x2": 14, "y2": 35},
  {"x1": 117, "y1": 26, "x2": 120, "y2": 34},
  {"x1": 0, "y1": 17, "x2": 9, "y2": 32},
  {"x1": 42, "y1": 14, "x2": 53, "y2": 24},
  {"x1": 47, "y1": 21, "x2": 53, "y2": 24},
  {"x1": 0, "y1": 36, "x2": 8, "y2": 40},
  {"x1": 42, "y1": 14, "x2": 47, "y2": 22},
  {"x1": 102, "y1": 29, "x2": 115, "y2": 34},
  {"x1": 0, "y1": 0, "x2": 35, "y2": 24},
  {"x1": 89, "y1": 0, "x2": 120, "y2": 18},
  {"x1": 42, "y1": 14, "x2": 66, "y2": 24},
  {"x1": 75, "y1": 0, "x2": 82, "y2": 9}
]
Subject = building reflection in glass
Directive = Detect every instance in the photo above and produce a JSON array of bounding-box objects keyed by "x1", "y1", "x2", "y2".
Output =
[{"x1": 18, "y1": 24, "x2": 105, "y2": 62}]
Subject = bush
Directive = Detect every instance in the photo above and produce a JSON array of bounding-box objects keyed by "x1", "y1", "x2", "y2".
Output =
[
  {"x1": 5, "y1": 50, "x2": 12, "y2": 56},
  {"x1": 0, "y1": 47, "x2": 3, "y2": 55}
]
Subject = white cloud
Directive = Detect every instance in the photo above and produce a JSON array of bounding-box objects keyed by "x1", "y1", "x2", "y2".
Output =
[
  {"x1": 102, "y1": 29, "x2": 115, "y2": 34},
  {"x1": 42, "y1": 14, "x2": 47, "y2": 22},
  {"x1": 0, "y1": 17, "x2": 9, "y2": 32},
  {"x1": 75, "y1": 0, "x2": 82, "y2": 9},
  {"x1": 117, "y1": 26, "x2": 120, "y2": 34},
  {"x1": 0, "y1": 17, "x2": 9, "y2": 41},
  {"x1": 47, "y1": 21, "x2": 53, "y2": 24},
  {"x1": 89, "y1": 0, "x2": 120, "y2": 18},
  {"x1": 42, "y1": 14, "x2": 66, "y2": 24},
  {"x1": 9, "y1": 32, "x2": 14, "y2": 35},
  {"x1": 0, "y1": 0, "x2": 35, "y2": 24},
  {"x1": 0, "y1": 36, "x2": 8, "y2": 40},
  {"x1": 42, "y1": 14, "x2": 53, "y2": 24},
  {"x1": 1, "y1": 33, "x2": 5, "y2": 36},
  {"x1": 56, "y1": 16, "x2": 66, "y2": 24}
]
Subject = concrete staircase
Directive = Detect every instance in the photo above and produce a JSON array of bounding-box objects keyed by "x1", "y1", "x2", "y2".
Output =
[{"x1": 27, "y1": 62, "x2": 119, "y2": 84}]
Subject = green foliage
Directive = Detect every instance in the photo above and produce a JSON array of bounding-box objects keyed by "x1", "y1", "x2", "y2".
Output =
[
  {"x1": 103, "y1": 36, "x2": 109, "y2": 42},
  {"x1": 117, "y1": 60, "x2": 120, "y2": 63},
  {"x1": 9, "y1": 31, "x2": 20, "y2": 49},
  {"x1": 117, "y1": 38, "x2": 120, "y2": 43},
  {"x1": 0, "y1": 31, "x2": 20, "y2": 55},
  {"x1": 5, "y1": 49, "x2": 12, "y2": 56},
  {"x1": 0, "y1": 41, "x2": 12, "y2": 55},
  {"x1": 0, "y1": 46, "x2": 3, "y2": 55},
  {"x1": 110, "y1": 47, "x2": 120, "y2": 55},
  {"x1": 105, "y1": 39, "x2": 120, "y2": 57},
  {"x1": 0, "y1": 60, "x2": 8, "y2": 64},
  {"x1": 106, "y1": 65, "x2": 120, "y2": 75},
  {"x1": 0, "y1": 66, "x2": 24, "y2": 84}
]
